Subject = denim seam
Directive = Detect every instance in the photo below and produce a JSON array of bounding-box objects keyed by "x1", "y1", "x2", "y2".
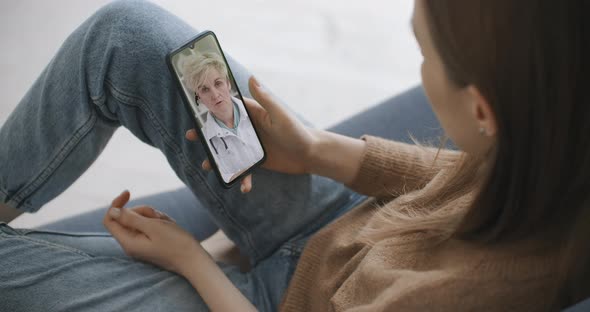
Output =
[
  {"x1": 101, "y1": 79, "x2": 205, "y2": 189},
  {"x1": 100, "y1": 79, "x2": 260, "y2": 261},
  {"x1": 3, "y1": 233, "x2": 92, "y2": 258},
  {"x1": 90, "y1": 92, "x2": 118, "y2": 122},
  {"x1": 18, "y1": 229, "x2": 113, "y2": 238},
  {"x1": 0, "y1": 188, "x2": 9, "y2": 205},
  {"x1": 90, "y1": 92, "x2": 105, "y2": 104},
  {"x1": 9, "y1": 111, "x2": 98, "y2": 212}
]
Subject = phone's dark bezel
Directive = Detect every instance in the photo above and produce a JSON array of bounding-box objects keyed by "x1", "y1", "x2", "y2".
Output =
[{"x1": 166, "y1": 30, "x2": 266, "y2": 188}]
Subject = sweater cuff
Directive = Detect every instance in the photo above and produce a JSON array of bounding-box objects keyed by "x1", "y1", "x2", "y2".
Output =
[{"x1": 346, "y1": 135, "x2": 435, "y2": 198}]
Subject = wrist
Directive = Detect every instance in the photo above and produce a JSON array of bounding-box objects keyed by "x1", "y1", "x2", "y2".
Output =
[
  {"x1": 304, "y1": 128, "x2": 325, "y2": 175},
  {"x1": 176, "y1": 240, "x2": 207, "y2": 276},
  {"x1": 300, "y1": 129, "x2": 366, "y2": 184}
]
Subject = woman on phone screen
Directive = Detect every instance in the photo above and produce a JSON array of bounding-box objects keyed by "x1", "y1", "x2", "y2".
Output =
[{"x1": 184, "y1": 52, "x2": 264, "y2": 183}]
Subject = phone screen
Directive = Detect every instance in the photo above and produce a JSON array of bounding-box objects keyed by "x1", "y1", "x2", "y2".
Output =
[{"x1": 168, "y1": 32, "x2": 265, "y2": 186}]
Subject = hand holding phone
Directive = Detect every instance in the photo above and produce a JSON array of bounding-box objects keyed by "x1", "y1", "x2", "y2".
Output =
[
  {"x1": 168, "y1": 31, "x2": 266, "y2": 188},
  {"x1": 186, "y1": 76, "x2": 319, "y2": 192}
]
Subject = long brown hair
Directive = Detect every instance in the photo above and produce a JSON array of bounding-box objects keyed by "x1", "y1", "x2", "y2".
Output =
[
  {"x1": 425, "y1": 0, "x2": 590, "y2": 307},
  {"x1": 363, "y1": 0, "x2": 590, "y2": 308}
]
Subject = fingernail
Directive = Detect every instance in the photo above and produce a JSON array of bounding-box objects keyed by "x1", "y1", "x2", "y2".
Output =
[
  {"x1": 121, "y1": 190, "x2": 128, "y2": 196},
  {"x1": 109, "y1": 207, "x2": 121, "y2": 218},
  {"x1": 240, "y1": 184, "x2": 246, "y2": 193}
]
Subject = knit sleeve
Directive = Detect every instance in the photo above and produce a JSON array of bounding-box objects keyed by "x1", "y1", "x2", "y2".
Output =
[
  {"x1": 337, "y1": 277, "x2": 548, "y2": 312},
  {"x1": 345, "y1": 135, "x2": 460, "y2": 200},
  {"x1": 335, "y1": 267, "x2": 552, "y2": 312}
]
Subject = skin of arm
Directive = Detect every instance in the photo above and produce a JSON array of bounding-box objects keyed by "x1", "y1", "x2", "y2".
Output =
[
  {"x1": 306, "y1": 128, "x2": 366, "y2": 186},
  {"x1": 104, "y1": 192, "x2": 258, "y2": 312},
  {"x1": 178, "y1": 241, "x2": 257, "y2": 312},
  {"x1": 201, "y1": 229, "x2": 249, "y2": 271}
]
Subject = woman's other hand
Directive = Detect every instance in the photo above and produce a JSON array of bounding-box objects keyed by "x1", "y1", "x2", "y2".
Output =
[
  {"x1": 186, "y1": 76, "x2": 318, "y2": 193},
  {"x1": 103, "y1": 190, "x2": 199, "y2": 275}
]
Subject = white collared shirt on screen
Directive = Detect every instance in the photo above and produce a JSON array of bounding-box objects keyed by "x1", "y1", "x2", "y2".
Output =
[{"x1": 202, "y1": 97, "x2": 264, "y2": 183}]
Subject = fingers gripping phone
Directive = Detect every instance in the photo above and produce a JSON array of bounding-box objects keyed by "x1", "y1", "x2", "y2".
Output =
[{"x1": 167, "y1": 31, "x2": 266, "y2": 188}]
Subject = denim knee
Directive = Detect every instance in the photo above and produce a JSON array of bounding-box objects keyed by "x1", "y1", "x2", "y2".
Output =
[
  {"x1": 92, "y1": 0, "x2": 163, "y2": 28},
  {"x1": 84, "y1": 0, "x2": 199, "y2": 114},
  {"x1": 91, "y1": 0, "x2": 194, "y2": 48}
]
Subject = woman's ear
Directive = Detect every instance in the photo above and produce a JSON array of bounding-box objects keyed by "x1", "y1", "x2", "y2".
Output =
[{"x1": 467, "y1": 85, "x2": 497, "y2": 137}]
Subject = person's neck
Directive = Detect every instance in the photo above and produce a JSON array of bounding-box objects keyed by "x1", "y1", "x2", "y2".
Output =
[
  {"x1": 215, "y1": 111, "x2": 234, "y2": 129},
  {"x1": 222, "y1": 118, "x2": 234, "y2": 129}
]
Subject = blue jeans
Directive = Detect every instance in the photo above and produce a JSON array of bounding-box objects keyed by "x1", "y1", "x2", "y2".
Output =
[{"x1": 0, "y1": 1, "x2": 442, "y2": 311}]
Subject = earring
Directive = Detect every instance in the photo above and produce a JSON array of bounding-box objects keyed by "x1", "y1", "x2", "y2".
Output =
[{"x1": 479, "y1": 127, "x2": 486, "y2": 136}]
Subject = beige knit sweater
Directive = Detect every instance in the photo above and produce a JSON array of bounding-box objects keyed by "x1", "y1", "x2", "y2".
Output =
[{"x1": 279, "y1": 135, "x2": 558, "y2": 311}]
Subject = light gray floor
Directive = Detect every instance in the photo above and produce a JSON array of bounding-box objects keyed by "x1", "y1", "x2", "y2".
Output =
[{"x1": 1, "y1": 0, "x2": 421, "y2": 228}]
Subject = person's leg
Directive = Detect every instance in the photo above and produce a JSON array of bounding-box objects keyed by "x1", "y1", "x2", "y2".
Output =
[
  {"x1": 0, "y1": 222, "x2": 285, "y2": 312},
  {"x1": 38, "y1": 85, "x2": 445, "y2": 233},
  {"x1": 0, "y1": 0, "x2": 349, "y2": 265},
  {"x1": 37, "y1": 188, "x2": 219, "y2": 241}
]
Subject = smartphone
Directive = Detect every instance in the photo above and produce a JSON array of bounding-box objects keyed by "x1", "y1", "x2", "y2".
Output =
[{"x1": 166, "y1": 31, "x2": 266, "y2": 188}]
